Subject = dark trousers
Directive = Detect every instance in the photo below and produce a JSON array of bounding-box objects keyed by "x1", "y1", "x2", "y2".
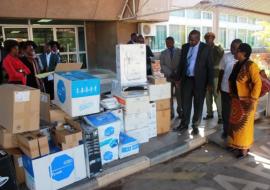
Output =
[
  {"x1": 221, "y1": 91, "x2": 231, "y2": 135},
  {"x1": 181, "y1": 77, "x2": 206, "y2": 128},
  {"x1": 44, "y1": 79, "x2": 54, "y2": 100},
  {"x1": 171, "y1": 81, "x2": 182, "y2": 117}
]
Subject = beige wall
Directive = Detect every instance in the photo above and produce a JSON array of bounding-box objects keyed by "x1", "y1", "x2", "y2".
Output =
[{"x1": 85, "y1": 21, "x2": 138, "y2": 71}]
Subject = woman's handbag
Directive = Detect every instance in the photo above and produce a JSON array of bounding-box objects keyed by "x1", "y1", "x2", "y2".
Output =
[{"x1": 259, "y1": 70, "x2": 270, "y2": 97}]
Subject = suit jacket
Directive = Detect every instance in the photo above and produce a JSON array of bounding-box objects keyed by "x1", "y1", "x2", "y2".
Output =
[
  {"x1": 160, "y1": 47, "x2": 181, "y2": 80},
  {"x1": 177, "y1": 42, "x2": 213, "y2": 91},
  {"x1": 39, "y1": 53, "x2": 59, "y2": 72}
]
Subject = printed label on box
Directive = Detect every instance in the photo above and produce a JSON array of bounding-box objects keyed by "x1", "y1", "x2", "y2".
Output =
[
  {"x1": 15, "y1": 91, "x2": 30, "y2": 102},
  {"x1": 40, "y1": 94, "x2": 48, "y2": 103},
  {"x1": 57, "y1": 80, "x2": 66, "y2": 104}
]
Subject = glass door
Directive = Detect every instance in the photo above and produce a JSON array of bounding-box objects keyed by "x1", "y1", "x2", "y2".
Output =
[
  {"x1": 32, "y1": 28, "x2": 54, "y2": 53},
  {"x1": 3, "y1": 27, "x2": 28, "y2": 42}
]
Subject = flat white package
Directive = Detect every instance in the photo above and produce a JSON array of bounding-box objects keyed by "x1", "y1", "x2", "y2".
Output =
[
  {"x1": 126, "y1": 127, "x2": 150, "y2": 144},
  {"x1": 124, "y1": 111, "x2": 149, "y2": 131},
  {"x1": 119, "y1": 132, "x2": 139, "y2": 159},
  {"x1": 116, "y1": 44, "x2": 147, "y2": 87},
  {"x1": 148, "y1": 82, "x2": 171, "y2": 101},
  {"x1": 23, "y1": 145, "x2": 86, "y2": 190},
  {"x1": 148, "y1": 102, "x2": 157, "y2": 138},
  {"x1": 54, "y1": 71, "x2": 100, "y2": 117}
]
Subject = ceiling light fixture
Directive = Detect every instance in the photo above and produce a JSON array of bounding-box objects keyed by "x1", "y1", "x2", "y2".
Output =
[{"x1": 37, "y1": 19, "x2": 52, "y2": 23}]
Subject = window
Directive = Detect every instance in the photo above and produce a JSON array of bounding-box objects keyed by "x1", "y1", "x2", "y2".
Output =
[
  {"x1": 0, "y1": 27, "x2": 3, "y2": 45},
  {"x1": 150, "y1": 25, "x2": 167, "y2": 51},
  {"x1": 238, "y1": 29, "x2": 247, "y2": 42},
  {"x1": 227, "y1": 29, "x2": 237, "y2": 48},
  {"x1": 170, "y1": 9, "x2": 185, "y2": 17},
  {"x1": 247, "y1": 31, "x2": 255, "y2": 46},
  {"x1": 219, "y1": 28, "x2": 226, "y2": 48},
  {"x1": 186, "y1": 9, "x2": 201, "y2": 19},
  {"x1": 169, "y1": 25, "x2": 185, "y2": 48},
  {"x1": 228, "y1": 15, "x2": 237, "y2": 23},
  {"x1": 4, "y1": 28, "x2": 28, "y2": 42},
  {"x1": 78, "y1": 27, "x2": 87, "y2": 68},
  {"x1": 248, "y1": 18, "x2": 256, "y2": 25},
  {"x1": 202, "y1": 27, "x2": 212, "y2": 36},
  {"x1": 202, "y1": 12, "x2": 212, "y2": 20},
  {"x1": 33, "y1": 28, "x2": 54, "y2": 53},
  {"x1": 56, "y1": 28, "x2": 76, "y2": 52},
  {"x1": 238, "y1": 16, "x2": 247, "y2": 23},
  {"x1": 219, "y1": 14, "x2": 228, "y2": 22},
  {"x1": 187, "y1": 26, "x2": 200, "y2": 35}
]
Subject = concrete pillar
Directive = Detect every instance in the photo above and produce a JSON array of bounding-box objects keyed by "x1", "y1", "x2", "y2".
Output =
[{"x1": 213, "y1": 7, "x2": 220, "y2": 42}]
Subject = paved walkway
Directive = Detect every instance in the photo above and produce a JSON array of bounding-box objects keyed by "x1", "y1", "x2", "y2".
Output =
[{"x1": 99, "y1": 119, "x2": 270, "y2": 190}]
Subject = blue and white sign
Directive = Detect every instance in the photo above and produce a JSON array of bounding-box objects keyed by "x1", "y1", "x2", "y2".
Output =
[
  {"x1": 99, "y1": 138, "x2": 119, "y2": 165},
  {"x1": 49, "y1": 154, "x2": 74, "y2": 181},
  {"x1": 54, "y1": 71, "x2": 100, "y2": 117},
  {"x1": 119, "y1": 132, "x2": 139, "y2": 159}
]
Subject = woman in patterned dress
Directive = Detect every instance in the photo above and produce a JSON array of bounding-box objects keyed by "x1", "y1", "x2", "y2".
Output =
[{"x1": 228, "y1": 43, "x2": 262, "y2": 159}]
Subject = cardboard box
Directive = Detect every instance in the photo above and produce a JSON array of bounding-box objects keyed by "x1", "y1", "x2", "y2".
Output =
[
  {"x1": 6, "y1": 148, "x2": 25, "y2": 185},
  {"x1": 148, "y1": 76, "x2": 167, "y2": 85},
  {"x1": 148, "y1": 103, "x2": 157, "y2": 139},
  {"x1": 157, "y1": 109, "x2": 171, "y2": 135},
  {"x1": 126, "y1": 127, "x2": 150, "y2": 144},
  {"x1": 54, "y1": 71, "x2": 100, "y2": 117},
  {"x1": 0, "y1": 126, "x2": 18, "y2": 148},
  {"x1": 156, "y1": 99, "x2": 171, "y2": 111},
  {"x1": 0, "y1": 149, "x2": 19, "y2": 190},
  {"x1": 80, "y1": 122, "x2": 102, "y2": 178},
  {"x1": 116, "y1": 44, "x2": 147, "y2": 87},
  {"x1": 0, "y1": 84, "x2": 40, "y2": 134},
  {"x1": 148, "y1": 82, "x2": 171, "y2": 101},
  {"x1": 22, "y1": 145, "x2": 86, "y2": 190},
  {"x1": 84, "y1": 112, "x2": 121, "y2": 141},
  {"x1": 16, "y1": 132, "x2": 49, "y2": 159},
  {"x1": 99, "y1": 137, "x2": 119, "y2": 165},
  {"x1": 40, "y1": 93, "x2": 70, "y2": 123},
  {"x1": 114, "y1": 94, "x2": 150, "y2": 114},
  {"x1": 51, "y1": 119, "x2": 82, "y2": 150},
  {"x1": 124, "y1": 112, "x2": 149, "y2": 131},
  {"x1": 119, "y1": 132, "x2": 139, "y2": 159}
]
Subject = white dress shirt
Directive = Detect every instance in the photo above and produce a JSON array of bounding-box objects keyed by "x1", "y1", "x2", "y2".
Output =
[
  {"x1": 220, "y1": 52, "x2": 237, "y2": 93},
  {"x1": 46, "y1": 52, "x2": 54, "y2": 81},
  {"x1": 186, "y1": 42, "x2": 200, "y2": 76}
]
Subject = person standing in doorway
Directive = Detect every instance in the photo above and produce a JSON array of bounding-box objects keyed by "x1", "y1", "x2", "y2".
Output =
[
  {"x1": 175, "y1": 30, "x2": 214, "y2": 135},
  {"x1": 160, "y1": 37, "x2": 182, "y2": 119},
  {"x1": 40, "y1": 43, "x2": 60, "y2": 99},
  {"x1": 127, "y1": 33, "x2": 138, "y2": 44},
  {"x1": 204, "y1": 32, "x2": 224, "y2": 124},
  {"x1": 137, "y1": 34, "x2": 154, "y2": 75},
  {"x1": 217, "y1": 39, "x2": 242, "y2": 139},
  {"x1": 49, "y1": 41, "x2": 61, "y2": 63}
]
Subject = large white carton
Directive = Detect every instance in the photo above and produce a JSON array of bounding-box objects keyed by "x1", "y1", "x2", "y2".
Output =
[
  {"x1": 119, "y1": 132, "x2": 139, "y2": 159},
  {"x1": 124, "y1": 112, "x2": 149, "y2": 131},
  {"x1": 126, "y1": 127, "x2": 150, "y2": 144},
  {"x1": 22, "y1": 145, "x2": 86, "y2": 190},
  {"x1": 99, "y1": 137, "x2": 119, "y2": 165},
  {"x1": 148, "y1": 102, "x2": 157, "y2": 138},
  {"x1": 148, "y1": 82, "x2": 171, "y2": 101},
  {"x1": 54, "y1": 71, "x2": 100, "y2": 117},
  {"x1": 84, "y1": 112, "x2": 121, "y2": 141},
  {"x1": 109, "y1": 108, "x2": 124, "y2": 132},
  {"x1": 116, "y1": 44, "x2": 147, "y2": 87},
  {"x1": 114, "y1": 94, "x2": 150, "y2": 114}
]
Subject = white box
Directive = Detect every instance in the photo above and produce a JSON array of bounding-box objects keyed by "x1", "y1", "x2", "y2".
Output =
[
  {"x1": 115, "y1": 94, "x2": 150, "y2": 114},
  {"x1": 148, "y1": 82, "x2": 171, "y2": 101},
  {"x1": 116, "y1": 44, "x2": 147, "y2": 87},
  {"x1": 99, "y1": 137, "x2": 119, "y2": 165},
  {"x1": 54, "y1": 71, "x2": 100, "y2": 117},
  {"x1": 110, "y1": 108, "x2": 124, "y2": 132},
  {"x1": 124, "y1": 112, "x2": 149, "y2": 131},
  {"x1": 111, "y1": 79, "x2": 148, "y2": 97},
  {"x1": 84, "y1": 112, "x2": 121, "y2": 141},
  {"x1": 22, "y1": 145, "x2": 86, "y2": 190},
  {"x1": 126, "y1": 127, "x2": 150, "y2": 144},
  {"x1": 119, "y1": 132, "x2": 139, "y2": 159},
  {"x1": 148, "y1": 102, "x2": 157, "y2": 138}
]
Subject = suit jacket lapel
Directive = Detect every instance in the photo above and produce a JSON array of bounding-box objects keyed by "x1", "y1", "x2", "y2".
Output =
[{"x1": 195, "y1": 43, "x2": 203, "y2": 66}]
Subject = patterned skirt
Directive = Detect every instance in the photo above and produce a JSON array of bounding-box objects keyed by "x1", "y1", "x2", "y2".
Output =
[{"x1": 227, "y1": 97, "x2": 257, "y2": 149}]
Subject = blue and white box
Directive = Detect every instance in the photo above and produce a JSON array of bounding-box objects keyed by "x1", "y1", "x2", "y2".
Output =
[
  {"x1": 22, "y1": 145, "x2": 86, "y2": 190},
  {"x1": 54, "y1": 71, "x2": 100, "y2": 117},
  {"x1": 119, "y1": 132, "x2": 139, "y2": 159},
  {"x1": 99, "y1": 137, "x2": 119, "y2": 165},
  {"x1": 84, "y1": 112, "x2": 121, "y2": 164}
]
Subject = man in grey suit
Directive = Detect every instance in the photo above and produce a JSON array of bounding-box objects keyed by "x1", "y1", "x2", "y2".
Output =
[
  {"x1": 160, "y1": 37, "x2": 182, "y2": 119},
  {"x1": 175, "y1": 30, "x2": 213, "y2": 135}
]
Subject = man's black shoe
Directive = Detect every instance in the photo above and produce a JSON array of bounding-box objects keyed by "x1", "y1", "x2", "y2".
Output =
[
  {"x1": 191, "y1": 128, "x2": 199, "y2": 135},
  {"x1": 173, "y1": 124, "x2": 188, "y2": 132},
  {"x1": 203, "y1": 115, "x2": 213, "y2": 120},
  {"x1": 218, "y1": 119, "x2": 223, "y2": 124}
]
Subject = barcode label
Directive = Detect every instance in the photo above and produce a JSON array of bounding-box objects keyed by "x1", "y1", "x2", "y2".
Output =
[{"x1": 15, "y1": 91, "x2": 30, "y2": 102}]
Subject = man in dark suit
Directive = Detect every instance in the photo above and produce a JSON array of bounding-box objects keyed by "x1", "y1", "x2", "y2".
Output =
[
  {"x1": 175, "y1": 30, "x2": 214, "y2": 135},
  {"x1": 39, "y1": 43, "x2": 60, "y2": 100}
]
